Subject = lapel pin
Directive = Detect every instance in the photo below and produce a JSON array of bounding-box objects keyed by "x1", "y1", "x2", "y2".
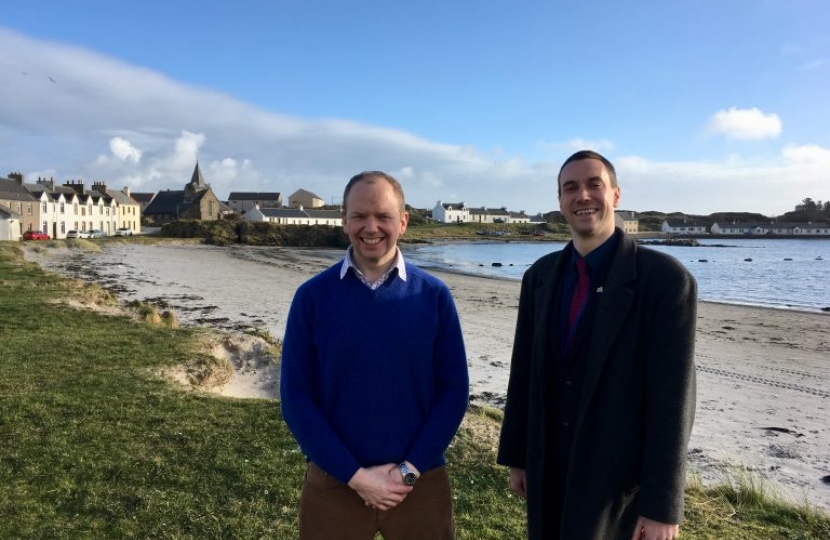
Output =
[{"x1": 596, "y1": 286, "x2": 604, "y2": 293}]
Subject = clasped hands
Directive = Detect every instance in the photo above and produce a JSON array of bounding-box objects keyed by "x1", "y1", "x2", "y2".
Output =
[{"x1": 347, "y1": 461, "x2": 419, "y2": 511}]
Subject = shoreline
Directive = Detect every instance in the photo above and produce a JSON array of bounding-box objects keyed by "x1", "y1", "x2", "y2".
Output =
[{"x1": 23, "y1": 242, "x2": 830, "y2": 512}]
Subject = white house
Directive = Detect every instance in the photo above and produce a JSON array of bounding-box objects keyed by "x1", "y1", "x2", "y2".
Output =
[
  {"x1": 432, "y1": 201, "x2": 469, "y2": 223},
  {"x1": 661, "y1": 219, "x2": 708, "y2": 235},
  {"x1": 243, "y1": 205, "x2": 342, "y2": 226},
  {"x1": 711, "y1": 222, "x2": 830, "y2": 236},
  {"x1": 0, "y1": 206, "x2": 21, "y2": 241}
]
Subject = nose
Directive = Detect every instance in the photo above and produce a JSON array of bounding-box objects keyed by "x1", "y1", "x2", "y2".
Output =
[
  {"x1": 363, "y1": 216, "x2": 379, "y2": 231},
  {"x1": 574, "y1": 184, "x2": 591, "y2": 201}
]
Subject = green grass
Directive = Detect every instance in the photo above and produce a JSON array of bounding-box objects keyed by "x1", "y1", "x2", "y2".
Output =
[{"x1": 1, "y1": 242, "x2": 828, "y2": 539}]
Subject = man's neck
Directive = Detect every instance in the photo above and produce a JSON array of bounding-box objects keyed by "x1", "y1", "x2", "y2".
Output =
[
  {"x1": 351, "y1": 248, "x2": 398, "y2": 283},
  {"x1": 572, "y1": 230, "x2": 615, "y2": 257}
]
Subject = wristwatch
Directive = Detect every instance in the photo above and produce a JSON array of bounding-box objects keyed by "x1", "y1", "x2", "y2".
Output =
[{"x1": 398, "y1": 462, "x2": 417, "y2": 486}]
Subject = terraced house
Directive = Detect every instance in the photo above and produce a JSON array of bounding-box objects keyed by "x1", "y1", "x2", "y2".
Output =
[{"x1": 0, "y1": 173, "x2": 141, "y2": 239}]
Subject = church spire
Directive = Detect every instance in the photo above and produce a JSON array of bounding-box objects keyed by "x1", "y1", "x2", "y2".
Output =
[{"x1": 190, "y1": 161, "x2": 206, "y2": 189}]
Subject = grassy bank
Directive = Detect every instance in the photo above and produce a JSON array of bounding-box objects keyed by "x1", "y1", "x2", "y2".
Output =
[{"x1": 1, "y1": 243, "x2": 828, "y2": 539}]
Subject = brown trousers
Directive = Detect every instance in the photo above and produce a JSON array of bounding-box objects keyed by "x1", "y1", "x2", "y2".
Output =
[{"x1": 298, "y1": 462, "x2": 455, "y2": 540}]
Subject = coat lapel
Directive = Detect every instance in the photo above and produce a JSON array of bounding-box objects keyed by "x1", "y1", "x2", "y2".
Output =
[
  {"x1": 575, "y1": 234, "x2": 638, "y2": 423},
  {"x1": 533, "y1": 247, "x2": 569, "y2": 372}
]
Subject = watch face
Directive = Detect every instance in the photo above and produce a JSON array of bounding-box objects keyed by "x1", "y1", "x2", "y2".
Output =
[{"x1": 403, "y1": 473, "x2": 417, "y2": 486}]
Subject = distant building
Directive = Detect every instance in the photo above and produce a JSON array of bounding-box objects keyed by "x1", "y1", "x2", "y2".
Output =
[
  {"x1": 509, "y1": 211, "x2": 531, "y2": 224},
  {"x1": 243, "y1": 205, "x2": 342, "y2": 226},
  {"x1": 662, "y1": 218, "x2": 708, "y2": 235},
  {"x1": 0, "y1": 205, "x2": 21, "y2": 241},
  {"x1": 711, "y1": 222, "x2": 830, "y2": 236},
  {"x1": 615, "y1": 211, "x2": 639, "y2": 234},
  {"x1": 288, "y1": 189, "x2": 324, "y2": 209},
  {"x1": 143, "y1": 162, "x2": 226, "y2": 224},
  {"x1": 89, "y1": 182, "x2": 142, "y2": 234},
  {"x1": 433, "y1": 201, "x2": 469, "y2": 223},
  {"x1": 60, "y1": 180, "x2": 118, "y2": 235},
  {"x1": 228, "y1": 192, "x2": 282, "y2": 214},
  {"x1": 130, "y1": 192, "x2": 157, "y2": 215},
  {"x1": 0, "y1": 173, "x2": 39, "y2": 236}
]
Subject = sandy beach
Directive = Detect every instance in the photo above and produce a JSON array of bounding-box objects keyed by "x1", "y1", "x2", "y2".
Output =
[{"x1": 24, "y1": 242, "x2": 830, "y2": 512}]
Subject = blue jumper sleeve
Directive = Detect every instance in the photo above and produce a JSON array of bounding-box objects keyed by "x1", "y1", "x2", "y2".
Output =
[
  {"x1": 403, "y1": 284, "x2": 470, "y2": 472},
  {"x1": 280, "y1": 282, "x2": 362, "y2": 484}
]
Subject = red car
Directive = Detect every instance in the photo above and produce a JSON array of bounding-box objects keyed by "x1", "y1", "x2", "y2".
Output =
[{"x1": 22, "y1": 231, "x2": 51, "y2": 241}]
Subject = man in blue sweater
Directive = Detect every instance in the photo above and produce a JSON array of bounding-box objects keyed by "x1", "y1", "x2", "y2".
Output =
[{"x1": 281, "y1": 171, "x2": 470, "y2": 540}]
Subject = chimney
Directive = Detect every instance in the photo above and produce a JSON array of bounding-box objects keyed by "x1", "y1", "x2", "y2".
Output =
[
  {"x1": 8, "y1": 172, "x2": 24, "y2": 184},
  {"x1": 122, "y1": 186, "x2": 131, "y2": 197},
  {"x1": 64, "y1": 179, "x2": 85, "y2": 195}
]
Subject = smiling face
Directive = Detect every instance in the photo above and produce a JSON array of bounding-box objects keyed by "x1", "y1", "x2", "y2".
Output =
[
  {"x1": 342, "y1": 176, "x2": 409, "y2": 277},
  {"x1": 558, "y1": 157, "x2": 620, "y2": 253}
]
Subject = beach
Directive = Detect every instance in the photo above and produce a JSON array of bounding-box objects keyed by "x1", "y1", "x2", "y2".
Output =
[{"x1": 24, "y1": 242, "x2": 830, "y2": 512}]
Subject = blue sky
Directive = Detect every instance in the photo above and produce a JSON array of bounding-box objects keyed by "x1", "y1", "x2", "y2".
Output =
[{"x1": 1, "y1": 0, "x2": 828, "y2": 216}]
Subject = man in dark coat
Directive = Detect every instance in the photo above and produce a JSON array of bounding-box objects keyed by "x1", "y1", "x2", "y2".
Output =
[{"x1": 497, "y1": 150, "x2": 697, "y2": 540}]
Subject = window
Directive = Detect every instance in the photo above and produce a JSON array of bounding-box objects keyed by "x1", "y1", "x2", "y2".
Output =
[
  {"x1": 60, "y1": 202, "x2": 65, "y2": 213},
  {"x1": 43, "y1": 202, "x2": 48, "y2": 213}
]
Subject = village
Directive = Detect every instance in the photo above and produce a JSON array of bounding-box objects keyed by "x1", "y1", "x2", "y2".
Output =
[{"x1": 2, "y1": 162, "x2": 829, "y2": 241}]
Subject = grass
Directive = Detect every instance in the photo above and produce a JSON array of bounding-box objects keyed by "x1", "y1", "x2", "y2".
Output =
[{"x1": 1, "y1": 242, "x2": 828, "y2": 539}]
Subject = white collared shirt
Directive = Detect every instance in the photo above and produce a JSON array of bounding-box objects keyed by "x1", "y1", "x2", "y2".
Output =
[{"x1": 340, "y1": 246, "x2": 408, "y2": 290}]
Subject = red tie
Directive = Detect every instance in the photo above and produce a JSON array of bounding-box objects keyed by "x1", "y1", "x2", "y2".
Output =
[{"x1": 568, "y1": 258, "x2": 590, "y2": 332}]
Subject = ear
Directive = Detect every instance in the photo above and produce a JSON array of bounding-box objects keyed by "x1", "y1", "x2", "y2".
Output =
[
  {"x1": 400, "y1": 211, "x2": 410, "y2": 234},
  {"x1": 612, "y1": 186, "x2": 621, "y2": 208}
]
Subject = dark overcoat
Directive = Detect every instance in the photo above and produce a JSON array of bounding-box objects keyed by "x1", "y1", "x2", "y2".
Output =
[{"x1": 497, "y1": 230, "x2": 697, "y2": 540}]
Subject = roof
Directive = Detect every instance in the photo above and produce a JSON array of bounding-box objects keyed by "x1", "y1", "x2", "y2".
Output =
[
  {"x1": 664, "y1": 218, "x2": 708, "y2": 227},
  {"x1": 130, "y1": 192, "x2": 157, "y2": 204},
  {"x1": 712, "y1": 221, "x2": 828, "y2": 230},
  {"x1": 260, "y1": 208, "x2": 309, "y2": 219},
  {"x1": 304, "y1": 209, "x2": 341, "y2": 219},
  {"x1": 290, "y1": 188, "x2": 323, "y2": 201},
  {"x1": 228, "y1": 192, "x2": 281, "y2": 201},
  {"x1": 189, "y1": 162, "x2": 206, "y2": 188},
  {"x1": 441, "y1": 202, "x2": 466, "y2": 210},
  {"x1": 0, "y1": 179, "x2": 37, "y2": 202},
  {"x1": 144, "y1": 190, "x2": 188, "y2": 215},
  {"x1": 615, "y1": 211, "x2": 638, "y2": 220}
]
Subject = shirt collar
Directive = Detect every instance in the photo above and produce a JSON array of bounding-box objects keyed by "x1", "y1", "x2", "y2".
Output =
[
  {"x1": 340, "y1": 246, "x2": 407, "y2": 282},
  {"x1": 569, "y1": 231, "x2": 619, "y2": 273}
]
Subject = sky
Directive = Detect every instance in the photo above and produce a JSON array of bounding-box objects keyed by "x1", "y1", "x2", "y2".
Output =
[{"x1": 1, "y1": 0, "x2": 828, "y2": 217}]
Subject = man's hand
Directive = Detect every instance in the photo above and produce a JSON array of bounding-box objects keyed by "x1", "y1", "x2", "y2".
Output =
[
  {"x1": 630, "y1": 516, "x2": 679, "y2": 540},
  {"x1": 508, "y1": 467, "x2": 527, "y2": 498},
  {"x1": 347, "y1": 464, "x2": 413, "y2": 511}
]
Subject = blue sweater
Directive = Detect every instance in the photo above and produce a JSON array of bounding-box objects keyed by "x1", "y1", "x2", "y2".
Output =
[{"x1": 280, "y1": 261, "x2": 469, "y2": 484}]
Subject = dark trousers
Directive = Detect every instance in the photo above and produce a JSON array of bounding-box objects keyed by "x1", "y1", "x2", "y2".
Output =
[{"x1": 299, "y1": 462, "x2": 455, "y2": 540}]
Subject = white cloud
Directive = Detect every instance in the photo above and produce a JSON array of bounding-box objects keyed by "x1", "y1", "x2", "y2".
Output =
[
  {"x1": 109, "y1": 137, "x2": 142, "y2": 163},
  {"x1": 706, "y1": 107, "x2": 782, "y2": 140},
  {"x1": 782, "y1": 144, "x2": 830, "y2": 166}
]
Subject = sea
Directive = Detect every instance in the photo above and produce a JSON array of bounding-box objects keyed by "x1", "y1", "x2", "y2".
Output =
[{"x1": 404, "y1": 238, "x2": 830, "y2": 313}]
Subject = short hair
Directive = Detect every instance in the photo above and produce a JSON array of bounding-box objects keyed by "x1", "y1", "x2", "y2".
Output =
[
  {"x1": 342, "y1": 171, "x2": 406, "y2": 214},
  {"x1": 557, "y1": 150, "x2": 618, "y2": 195}
]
